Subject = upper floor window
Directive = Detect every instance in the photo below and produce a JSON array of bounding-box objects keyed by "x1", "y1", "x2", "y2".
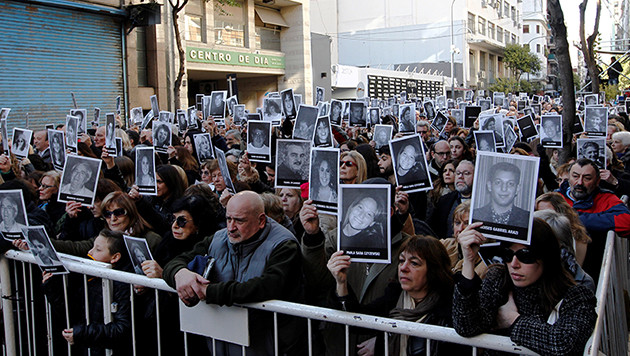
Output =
[{"x1": 214, "y1": 1, "x2": 245, "y2": 47}]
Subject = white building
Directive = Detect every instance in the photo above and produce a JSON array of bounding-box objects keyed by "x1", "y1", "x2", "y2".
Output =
[
  {"x1": 521, "y1": 0, "x2": 548, "y2": 83},
  {"x1": 310, "y1": 0, "x2": 522, "y2": 97}
]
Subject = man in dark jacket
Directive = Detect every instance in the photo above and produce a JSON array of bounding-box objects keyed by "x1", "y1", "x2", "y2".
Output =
[
  {"x1": 429, "y1": 160, "x2": 474, "y2": 239},
  {"x1": 163, "y1": 191, "x2": 305, "y2": 355}
]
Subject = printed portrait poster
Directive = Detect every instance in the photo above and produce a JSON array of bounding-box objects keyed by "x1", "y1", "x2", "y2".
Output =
[
  {"x1": 584, "y1": 106, "x2": 608, "y2": 137},
  {"x1": 226, "y1": 95, "x2": 238, "y2": 118},
  {"x1": 584, "y1": 93, "x2": 598, "y2": 106},
  {"x1": 209, "y1": 91, "x2": 227, "y2": 118},
  {"x1": 135, "y1": 147, "x2": 157, "y2": 195},
  {"x1": 93, "y1": 107, "x2": 101, "y2": 127},
  {"x1": 194, "y1": 133, "x2": 214, "y2": 163},
  {"x1": 58, "y1": 155, "x2": 102, "y2": 207},
  {"x1": 124, "y1": 235, "x2": 154, "y2": 275},
  {"x1": 263, "y1": 97, "x2": 283, "y2": 125},
  {"x1": 474, "y1": 131, "x2": 497, "y2": 153},
  {"x1": 0, "y1": 190, "x2": 29, "y2": 240},
  {"x1": 338, "y1": 184, "x2": 391, "y2": 264},
  {"x1": 187, "y1": 106, "x2": 199, "y2": 129},
  {"x1": 313, "y1": 116, "x2": 334, "y2": 148},
  {"x1": 70, "y1": 109, "x2": 87, "y2": 135},
  {"x1": 233, "y1": 105, "x2": 246, "y2": 126},
  {"x1": 281, "y1": 88, "x2": 297, "y2": 120},
  {"x1": 105, "y1": 113, "x2": 117, "y2": 155},
  {"x1": 464, "y1": 106, "x2": 481, "y2": 128},
  {"x1": 275, "y1": 139, "x2": 311, "y2": 189},
  {"x1": 23, "y1": 226, "x2": 67, "y2": 274},
  {"x1": 503, "y1": 126, "x2": 518, "y2": 153},
  {"x1": 309, "y1": 147, "x2": 339, "y2": 215},
  {"x1": 373, "y1": 124, "x2": 393, "y2": 150},
  {"x1": 470, "y1": 152, "x2": 540, "y2": 245},
  {"x1": 214, "y1": 147, "x2": 236, "y2": 194},
  {"x1": 131, "y1": 106, "x2": 144, "y2": 125},
  {"x1": 48, "y1": 129, "x2": 66, "y2": 171},
  {"x1": 577, "y1": 137, "x2": 607, "y2": 169},
  {"x1": 0, "y1": 108, "x2": 10, "y2": 121},
  {"x1": 432, "y1": 111, "x2": 449, "y2": 135},
  {"x1": 423, "y1": 100, "x2": 436, "y2": 120},
  {"x1": 329, "y1": 99, "x2": 344, "y2": 126},
  {"x1": 398, "y1": 104, "x2": 416, "y2": 134},
  {"x1": 65, "y1": 115, "x2": 79, "y2": 154},
  {"x1": 159, "y1": 111, "x2": 174, "y2": 123},
  {"x1": 479, "y1": 114, "x2": 504, "y2": 148},
  {"x1": 1, "y1": 119, "x2": 8, "y2": 154},
  {"x1": 152, "y1": 121, "x2": 172, "y2": 153},
  {"x1": 451, "y1": 109, "x2": 464, "y2": 127},
  {"x1": 115, "y1": 137, "x2": 123, "y2": 158},
  {"x1": 247, "y1": 120, "x2": 272, "y2": 163},
  {"x1": 540, "y1": 114, "x2": 563, "y2": 148},
  {"x1": 390, "y1": 135, "x2": 432, "y2": 193},
  {"x1": 11, "y1": 128, "x2": 32, "y2": 159},
  {"x1": 176, "y1": 109, "x2": 188, "y2": 130},
  {"x1": 479, "y1": 99, "x2": 492, "y2": 112},
  {"x1": 293, "y1": 105, "x2": 318, "y2": 141},
  {"x1": 150, "y1": 95, "x2": 159, "y2": 119},
  {"x1": 140, "y1": 110, "x2": 153, "y2": 131},
  {"x1": 516, "y1": 114, "x2": 539, "y2": 141},
  {"x1": 348, "y1": 101, "x2": 367, "y2": 128}
]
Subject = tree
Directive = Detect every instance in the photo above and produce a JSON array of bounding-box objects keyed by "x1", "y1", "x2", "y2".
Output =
[
  {"x1": 579, "y1": 0, "x2": 602, "y2": 94},
  {"x1": 503, "y1": 44, "x2": 542, "y2": 80},
  {"x1": 548, "y1": 0, "x2": 576, "y2": 164}
]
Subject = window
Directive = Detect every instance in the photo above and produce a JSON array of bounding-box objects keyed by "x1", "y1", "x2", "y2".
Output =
[
  {"x1": 497, "y1": 27, "x2": 503, "y2": 42},
  {"x1": 511, "y1": 34, "x2": 517, "y2": 44},
  {"x1": 255, "y1": 27, "x2": 281, "y2": 51},
  {"x1": 497, "y1": 0, "x2": 503, "y2": 17},
  {"x1": 489, "y1": 23, "x2": 495, "y2": 40},
  {"x1": 185, "y1": 0, "x2": 205, "y2": 42},
  {"x1": 505, "y1": 31, "x2": 510, "y2": 44},
  {"x1": 536, "y1": 44, "x2": 541, "y2": 53},
  {"x1": 536, "y1": 25, "x2": 540, "y2": 34},
  {"x1": 523, "y1": 43, "x2": 530, "y2": 51},
  {"x1": 479, "y1": 51, "x2": 486, "y2": 72},
  {"x1": 214, "y1": 1, "x2": 246, "y2": 47},
  {"x1": 523, "y1": 25, "x2": 529, "y2": 34},
  {"x1": 478, "y1": 17, "x2": 486, "y2": 36},
  {"x1": 136, "y1": 27, "x2": 148, "y2": 87},
  {"x1": 468, "y1": 12, "x2": 476, "y2": 34},
  {"x1": 504, "y1": 1, "x2": 510, "y2": 18},
  {"x1": 469, "y1": 51, "x2": 475, "y2": 79},
  {"x1": 511, "y1": 6, "x2": 516, "y2": 21}
]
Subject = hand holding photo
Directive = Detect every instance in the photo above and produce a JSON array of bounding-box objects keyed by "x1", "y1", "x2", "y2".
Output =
[
  {"x1": 309, "y1": 147, "x2": 339, "y2": 214},
  {"x1": 0, "y1": 190, "x2": 29, "y2": 240},
  {"x1": 24, "y1": 226, "x2": 67, "y2": 274},
  {"x1": 577, "y1": 137, "x2": 607, "y2": 169},
  {"x1": 390, "y1": 135, "x2": 432, "y2": 193},
  {"x1": 275, "y1": 139, "x2": 311, "y2": 189},
  {"x1": 540, "y1": 114, "x2": 563, "y2": 148},
  {"x1": 58, "y1": 155, "x2": 102, "y2": 206},
  {"x1": 247, "y1": 120, "x2": 272, "y2": 162},
  {"x1": 124, "y1": 235, "x2": 154, "y2": 275},
  {"x1": 135, "y1": 147, "x2": 157, "y2": 195}
]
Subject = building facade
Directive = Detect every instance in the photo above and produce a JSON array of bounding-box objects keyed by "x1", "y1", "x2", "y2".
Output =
[{"x1": 521, "y1": 0, "x2": 548, "y2": 84}]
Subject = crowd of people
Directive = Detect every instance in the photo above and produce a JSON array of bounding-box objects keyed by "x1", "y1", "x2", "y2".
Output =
[{"x1": 2, "y1": 90, "x2": 629, "y2": 356}]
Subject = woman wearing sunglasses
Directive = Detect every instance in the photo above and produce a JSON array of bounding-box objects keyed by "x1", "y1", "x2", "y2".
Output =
[
  {"x1": 453, "y1": 218, "x2": 597, "y2": 355},
  {"x1": 339, "y1": 151, "x2": 367, "y2": 184}
]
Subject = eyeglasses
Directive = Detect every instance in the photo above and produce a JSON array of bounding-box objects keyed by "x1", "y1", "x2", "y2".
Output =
[
  {"x1": 170, "y1": 215, "x2": 190, "y2": 228},
  {"x1": 434, "y1": 151, "x2": 450, "y2": 156},
  {"x1": 455, "y1": 171, "x2": 473, "y2": 177},
  {"x1": 418, "y1": 130, "x2": 429, "y2": 134},
  {"x1": 103, "y1": 208, "x2": 127, "y2": 219},
  {"x1": 39, "y1": 184, "x2": 55, "y2": 190},
  {"x1": 501, "y1": 247, "x2": 539, "y2": 264},
  {"x1": 340, "y1": 160, "x2": 356, "y2": 168}
]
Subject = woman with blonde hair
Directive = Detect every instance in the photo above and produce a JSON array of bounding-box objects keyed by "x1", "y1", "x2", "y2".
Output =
[
  {"x1": 441, "y1": 201, "x2": 488, "y2": 278},
  {"x1": 340, "y1": 151, "x2": 367, "y2": 184}
]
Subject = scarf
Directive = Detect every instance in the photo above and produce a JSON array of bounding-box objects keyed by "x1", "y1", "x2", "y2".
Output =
[{"x1": 388, "y1": 290, "x2": 440, "y2": 356}]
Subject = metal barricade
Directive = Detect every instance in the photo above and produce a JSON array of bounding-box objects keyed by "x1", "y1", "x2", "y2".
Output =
[{"x1": 0, "y1": 234, "x2": 625, "y2": 356}]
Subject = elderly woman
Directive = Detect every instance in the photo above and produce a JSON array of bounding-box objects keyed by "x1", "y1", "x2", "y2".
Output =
[
  {"x1": 340, "y1": 151, "x2": 367, "y2": 184},
  {"x1": 611, "y1": 131, "x2": 630, "y2": 172},
  {"x1": 328, "y1": 235, "x2": 465, "y2": 355},
  {"x1": 37, "y1": 171, "x2": 65, "y2": 227},
  {"x1": 453, "y1": 218, "x2": 597, "y2": 355}
]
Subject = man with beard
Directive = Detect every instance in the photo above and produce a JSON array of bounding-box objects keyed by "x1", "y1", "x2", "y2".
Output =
[
  {"x1": 377, "y1": 146, "x2": 395, "y2": 185},
  {"x1": 559, "y1": 158, "x2": 630, "y2": 281},
  {"x1": 278, "y1": 143, "x2": 308, "y2": 181},
  {"x1": 428, "y1": 160, "x2": 474, "y2": 239}
]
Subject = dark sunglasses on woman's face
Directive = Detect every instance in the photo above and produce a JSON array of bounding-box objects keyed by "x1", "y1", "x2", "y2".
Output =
[
  {"x1": 170, "y1": 215, "x2": 190, "y2": 228},
  {"x1": 340, "y1": 160, "x2": 355, "y2": 168},
  {"x1": 103, "y1": 208, "x2": 127, "y2": 219},
  {"x1": 501, "y1": 247, "x2": 539, "y2": 264}
]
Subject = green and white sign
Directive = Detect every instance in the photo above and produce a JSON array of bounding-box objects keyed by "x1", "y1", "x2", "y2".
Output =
[{"x1": 187, "y1": 47, "x2": 285, "y2": 69}]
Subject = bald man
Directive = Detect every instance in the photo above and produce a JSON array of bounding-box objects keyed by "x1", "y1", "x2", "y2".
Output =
[{"x1": 163, "y1": 191, "x2": 305, "y2": 354}]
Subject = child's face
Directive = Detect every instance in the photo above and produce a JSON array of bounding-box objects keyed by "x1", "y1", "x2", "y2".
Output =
[{"x1": 88, "y1": 235, "x2": 116, "y2": 263}]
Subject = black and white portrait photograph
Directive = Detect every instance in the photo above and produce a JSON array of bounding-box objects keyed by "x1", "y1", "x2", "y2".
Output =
[
  {"x1": 532, "y1": 103, "x2": 542, "y2": 117},
  {"x1": 140, "y1": 110, "x2": 153, "y2": 131},
  {"x1": 193, "y1": 133, "x2": 214, "y2": 163},
  {"x1": 294, "y1": 94, "x2": 303, "y2": 108},
  {"x1": 263, "y1": 97, "x2": 283, "y2": 125},
  {"x1": 226, "y1": 95, "x2": 238, "y2": 117},
  {"x1": 465, "y1": 90, "x2": 474, "y2": 102},
  {"x1": 214, "y1": 147, "x2": 236, "y2": 194},
  {"x1": 70, "y1": 109, "x2": 87, "y2": 135},
  {"x1": 584, "y1": 93, "x2": 598, "y2": 106},
  {"x1": 65, "y1": 115, "x2": 78, "y2": 152},
  {"x1": 517, "y1": 100, "x2": 527, "y2": 113},
  {"x1": 0, "y1": 190, "x2": 28, "y2": 240},
  {"x1": 150, "y1": 95, "x2": 159, "y2": 119},
  {"x1": 451, "y1": 109, "x2": 464, "y2": 127},
  {"x1": 516, "y1": 114, "x2": 539, "y2": 141},
  {"x1": 309, "y1": 148, "x2": 339, "y2": 214},
  {"x1": 124, "y1": 235, "x2": 153, "y2": 275},
  {"x1": 11, "y1": 128, "x2": 32, "y2": 159},
  {"x1": 24, "y1": 226, "x2": 67, "y2": 274},
  {"x1": 315, "y1": 86, "x2": 325, "y2": 105},
  {"x1": 152, "y1": 121, "x2": 171, "y2": 153},
  {"x1": 313, "y1": 116, "x2": 333, "y2": 148},
  {"x1": 390, "y1": 134, "x2": 432, "y2": 193},
  {"x1": 398, "y1": 104, "x2": 416, "y2": 134},
  {"x1": 247, "y1": 120, "x2": 272, "y2": 163},
  {"x1": 275, "y1": 139, "x2": 311, "y2": 189},
  {"x1": 329, "y1": 100, "x2": 344, "y2": 126},
  {"x1": 577, "y1": 137, "x2": 607, "y2": 169},
  {"x1": 281, "y1": 88, "x2": 297, "y2": 119},
  {"x1": 523, "y1": 107, "x2": 534, "y2": 118},
  {"x1": 368, "y1": 108, "x2": 380, "y2": 126},
  {"x1": 503, "y1": 125, "x2": 518, "y2": 153},
  {"x1": 187, "y1": 106, "x2": 198, "y2": 129},
  {"x1": 232, "y1": 104, "x2": 246, "y2": 126},
  {"x1": 392, "y1": 104, "x2": 400, "y2": 118},
  {"x1": 131, "y1": 106, "x2": 144, "y2": 125},
  {"x1": 423, "y1": 100, "x2": 436, "y2": 120},
  {"x1": 436, "y1": 95, "x2": 446, "y2": 109},
  {"x1": 584, "y1": 106, "x2": 608, "y2": 136},
  {"x1": 247, "y1": 113, "x2": 261, "y2": 123},
  {"x1": 337, "y1": 184, "x2": 391, "y2": 263},
  {"x1": 470, "y1": 152, "x2": 540, "y2": 244},
  {"x1": 464, "y1": 106, "x2": 481, "y2": 128},
  {"x1": 176, "y1": 109, "x2": 187, "y2": 130},
  {"x1": 209, "y1": 91, "x2": 227, "y2": 118},
  {"x1": 317, "y1": 101, "x2": 329, "y2": 117},
  {"x1": 540, "y1": 115, "x2": 563, "y2": 148},
  {"x1": 400, "y1": 91, "x2": 408, "y2": 103},
  {"x1": 373, "y1": 124, "x2": 393, "y2": 149},
  {"x1": 432, "y1": 111, "x2": 449, "y2": 135},
  {"x1": 479, "y1": 99, "x2": 492, "y2": 112},
  {"x1": 349, "y1": 101, "x2": 367, "y2": 127},
  {"x1": 474, "y1": 131, "x2": 496, "y2": 153},
  {"x1": 105, "y1": 113, "x2": 117, "y2": 155},
  {"x1": 1, "y1": 119, "x2": 8, "y2": 154},
  {"x1": 0, "y1": 108, "x2": 9, "y2": 121},
  {"x1": 58, "y1": 155, "x2": 101, "y2": 206},
  {"x1": 293, "y1": 105, "x2": 318, "y2": 140},
  {"x1": 135, "y1": 147, "x2": 157, "y2": 195},
  {"x1": 159, "y1": 111, "x2": 173, "y2": 123},
  {"x1": 93, "y1": 107, "x2": 101, "y2": 127},
  {"x1": 115, "y1": 137, "x2": 122, "y2": 158},
  {"x1": 479, "y1": 114, "x2": 504, "y2": 147},
  {"x1": 493, "y1": 92, "x2": 505, "y2": 107},
  {"x1": 48, "y1": 130, "x2": 65, "y2": 171}
]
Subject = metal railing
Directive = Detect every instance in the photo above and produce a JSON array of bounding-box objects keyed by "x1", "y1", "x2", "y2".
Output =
[{"x1": 0, "y1": 231, "x2": 626, "y2": 356}]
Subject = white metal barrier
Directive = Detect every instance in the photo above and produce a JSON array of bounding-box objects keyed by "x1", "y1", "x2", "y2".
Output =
[{"x1": 0, "y1": 232, "x2": 625, "y2": 356}]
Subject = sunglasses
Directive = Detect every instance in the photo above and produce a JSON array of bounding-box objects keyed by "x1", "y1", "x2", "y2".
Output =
[
  {"x1": 340, "y1": 160, "x2": 356, "y2": 168},
  {"x1": 501, "y1": 247, "x2": 539, "y2": 264},
  {"x1": 103, "y1": 208, "x2": 127, "y2": 219},
  {"x1": 170, "y1": 215, "x2": 190, "y2": 228}
]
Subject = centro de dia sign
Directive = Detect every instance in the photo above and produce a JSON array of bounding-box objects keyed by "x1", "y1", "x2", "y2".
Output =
[{"x1": 187, "y1": 47, "x2": 285, "y2": 69}]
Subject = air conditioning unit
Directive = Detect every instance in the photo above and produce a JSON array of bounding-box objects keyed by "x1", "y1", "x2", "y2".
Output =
[{"x1": 479, "y1": 71, "x2": 487, "y2": 79}]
